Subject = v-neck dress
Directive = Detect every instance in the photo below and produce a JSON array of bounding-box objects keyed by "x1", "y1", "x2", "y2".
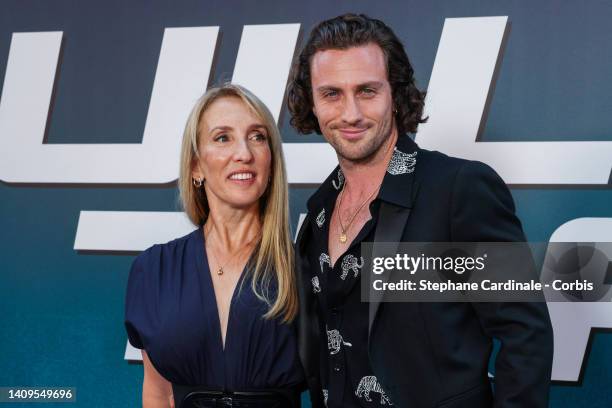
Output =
[{"x1": 124, "y1": 228, "x2": 304, "y2": 392}]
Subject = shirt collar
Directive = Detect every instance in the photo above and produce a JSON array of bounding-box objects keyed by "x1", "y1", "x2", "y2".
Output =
[{"x1": 306, "y1": 134, "x2": 420, "y2": 213}]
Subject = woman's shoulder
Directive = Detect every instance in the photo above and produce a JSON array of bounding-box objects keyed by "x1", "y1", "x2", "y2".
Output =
[
  {"x1": 136, "y1": 228, "x2": 200, "y2": 264},
  {"x1": 128, "y1": 228, "x2": 201, "y2": 284},
  {"x1": 125, "y1": 228, "x2": 201, "y2": 350}
]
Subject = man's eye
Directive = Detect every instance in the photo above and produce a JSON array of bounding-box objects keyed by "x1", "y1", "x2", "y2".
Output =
[
  {"x1": 323, "y1": 90, "x2": 338, "y2": 98},
  {"x1": 361, "y1": 88, "x2": 376, "y2": 96}
]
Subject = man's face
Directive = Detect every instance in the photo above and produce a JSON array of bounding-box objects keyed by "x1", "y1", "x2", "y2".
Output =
[{"x1": 310, "y1": 43, "x2": 395, "y2": 163}]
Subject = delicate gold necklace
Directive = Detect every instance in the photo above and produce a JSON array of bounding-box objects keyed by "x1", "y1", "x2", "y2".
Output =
[
  {"x1": 336, "y1": 181, "x2": 379, "y2": 244},
  {"x1": 204, "y1": 225, "x2": 258, "y2": 275}
]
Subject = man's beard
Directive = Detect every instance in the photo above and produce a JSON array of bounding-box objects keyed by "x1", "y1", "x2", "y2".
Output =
[{"x1": 326, "y1": 114, "x2": 394, "y2": 165}]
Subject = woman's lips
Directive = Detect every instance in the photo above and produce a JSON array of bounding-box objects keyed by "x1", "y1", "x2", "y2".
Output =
[{"x1": 227, "y1": 171, "x2": 256, "y2": 185}]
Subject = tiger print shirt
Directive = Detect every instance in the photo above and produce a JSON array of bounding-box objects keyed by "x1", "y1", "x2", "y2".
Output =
[
  {"x1": 306, "y1": 167, "x2": 398, "y2": 408},
  {"x1": 303, "y1": 136, "x2": 419, "y2": 407}
]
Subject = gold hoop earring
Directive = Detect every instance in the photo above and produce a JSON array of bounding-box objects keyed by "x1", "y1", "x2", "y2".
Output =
[{"x1": 193, "y1": 177, "x2": 204, "y2": 187}]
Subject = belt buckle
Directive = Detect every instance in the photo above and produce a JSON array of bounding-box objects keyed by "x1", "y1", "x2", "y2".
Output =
[{"x1": 218, "y1": 396, "x2": 232, "y2": 407}]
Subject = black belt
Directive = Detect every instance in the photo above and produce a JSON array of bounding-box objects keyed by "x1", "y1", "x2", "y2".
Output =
[{"x1": 172, "y1": 384, "x2": 301, "y2": 408}]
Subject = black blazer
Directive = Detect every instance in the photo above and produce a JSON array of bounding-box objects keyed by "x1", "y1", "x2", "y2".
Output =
[{"x1": 295, "y1": 136, "x2": 553, "y2": 408}]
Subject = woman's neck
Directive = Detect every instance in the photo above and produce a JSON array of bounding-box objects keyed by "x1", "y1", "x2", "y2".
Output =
[{"x1": 204, "y1": 204, "x2": 262, "y2": 251}]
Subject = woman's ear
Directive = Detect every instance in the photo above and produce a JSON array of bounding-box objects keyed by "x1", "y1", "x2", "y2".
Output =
[{"x1": 191, "y1": 158, "x2": 205, "y2": 182}]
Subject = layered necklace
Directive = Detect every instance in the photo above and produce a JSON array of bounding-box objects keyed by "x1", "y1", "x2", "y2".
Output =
[{"x1": 336, "y1": 181, "x2": 380, "y2": 244}]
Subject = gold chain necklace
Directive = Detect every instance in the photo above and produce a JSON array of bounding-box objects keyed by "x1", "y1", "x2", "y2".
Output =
[
  {"x1": 336, "y1": 181, "x2": 379, "y2": 244},
  {"x1": 204, "y1": 226, "x2": 258, "y2": 275}
]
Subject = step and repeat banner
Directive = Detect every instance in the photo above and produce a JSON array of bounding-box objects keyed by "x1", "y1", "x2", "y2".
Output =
[{"x1": 1, "y1": 1, "x2": 611, "y2": 406}]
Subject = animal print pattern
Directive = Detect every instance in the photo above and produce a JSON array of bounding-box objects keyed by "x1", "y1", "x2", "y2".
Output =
[
  {"x1": 316, "y1": 208, "x2": 326, "y2": 228},
  {"x1": 387, "y1": 148, "x2": 417, "y2": 175},
  {"x1": 355, "y1": 376, "x2": 393, "y2": 405},
  {"x1": 340, "y1": 254, "x2": 364, "y2": 280},
  {"x1": 319, "y1": 253, "x2": 331, "y2": 273},
  {"x1": 326, "y1": 325, "x2": 352, "y2": 355},
  {"x1": 332, "y1": 168, "x2": 345, "y2": 190},
  {"x1": 311, "y1": 276, "x2": 321, "y2": 293}
]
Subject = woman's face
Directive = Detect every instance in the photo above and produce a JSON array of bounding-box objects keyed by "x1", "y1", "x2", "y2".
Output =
[{"x1": 192, "y1": 96, "x2": 272, "y2": 211}]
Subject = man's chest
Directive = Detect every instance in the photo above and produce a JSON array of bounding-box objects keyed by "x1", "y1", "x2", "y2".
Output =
[{"x1": 327, "y1": 207, "x2": 373, "y2": 266}]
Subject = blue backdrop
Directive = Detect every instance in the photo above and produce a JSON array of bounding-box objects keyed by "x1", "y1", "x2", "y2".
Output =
[{"x1": 1, "y1": 1, "x2": 611, "y2": 406}]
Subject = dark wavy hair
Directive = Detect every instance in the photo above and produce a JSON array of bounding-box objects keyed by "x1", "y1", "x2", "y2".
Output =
[{"x1": 287, "y1": 13, "x2": 427, "y2": 135}]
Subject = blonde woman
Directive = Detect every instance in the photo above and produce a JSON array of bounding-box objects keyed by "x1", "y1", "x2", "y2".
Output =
[{"x1": 125, "y1": 84, "x2": 304, "y2": 407}]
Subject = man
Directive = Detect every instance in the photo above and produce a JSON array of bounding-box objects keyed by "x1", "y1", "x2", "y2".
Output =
[{"x1": 287, "y1": 14, "x2": 553, "y2": 408}]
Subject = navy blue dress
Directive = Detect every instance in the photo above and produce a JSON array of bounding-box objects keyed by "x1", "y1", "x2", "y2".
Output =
[{"x1": 124, "y1": 228, "x2": 304, "y2": 396}]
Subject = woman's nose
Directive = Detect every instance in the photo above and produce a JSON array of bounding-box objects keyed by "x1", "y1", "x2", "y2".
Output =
[{"x1": 232, "y1": 138, "x2": 254, "y2": 163}]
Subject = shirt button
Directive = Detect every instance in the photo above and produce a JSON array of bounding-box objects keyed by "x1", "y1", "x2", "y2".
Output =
[
  {"x1": 333, "y1": 364, "x2": 342, "y2": 372},
  {"x1": 331, "y1": 307, "x2": 339, "y2": 315}
]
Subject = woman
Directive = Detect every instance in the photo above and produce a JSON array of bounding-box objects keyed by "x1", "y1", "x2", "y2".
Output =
[{"x1": 124, "y1": 84, "x2": 303, "y2": 407}]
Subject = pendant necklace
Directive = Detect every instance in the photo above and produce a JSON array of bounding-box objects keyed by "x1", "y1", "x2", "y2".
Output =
[
  {"x1": 204, "y1": 225, "x2": 258, "y2": 275},
  {"x1": 336, "y1": 181, "x2": 379, "y2": 244}
]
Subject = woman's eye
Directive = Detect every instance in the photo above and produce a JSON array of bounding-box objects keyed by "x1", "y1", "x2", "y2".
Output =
[
  {"x1": 214, "y1": 134, "x2": 229, "y2": 142},
  {"x1": 251, "y1": 132, "x2": 267, "y2": 142}
]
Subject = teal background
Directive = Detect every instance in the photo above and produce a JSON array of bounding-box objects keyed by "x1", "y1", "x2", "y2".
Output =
[{"x1": 1, "y1": 1, "x2": 611, "y2": 406}]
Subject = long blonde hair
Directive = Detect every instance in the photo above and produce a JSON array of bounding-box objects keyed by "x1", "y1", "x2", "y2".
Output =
[{"x1": 178, "y1": 83, "x2": 297, "y2": 323}]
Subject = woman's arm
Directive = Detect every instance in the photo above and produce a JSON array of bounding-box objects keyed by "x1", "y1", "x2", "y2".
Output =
[{"x1": 142, "y1": 351, "x2": 174, "y2": 408}]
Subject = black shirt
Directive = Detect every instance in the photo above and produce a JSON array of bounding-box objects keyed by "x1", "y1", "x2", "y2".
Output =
[{"x1": 304, "y1": 136, "x2": 418, "y2": 407}]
